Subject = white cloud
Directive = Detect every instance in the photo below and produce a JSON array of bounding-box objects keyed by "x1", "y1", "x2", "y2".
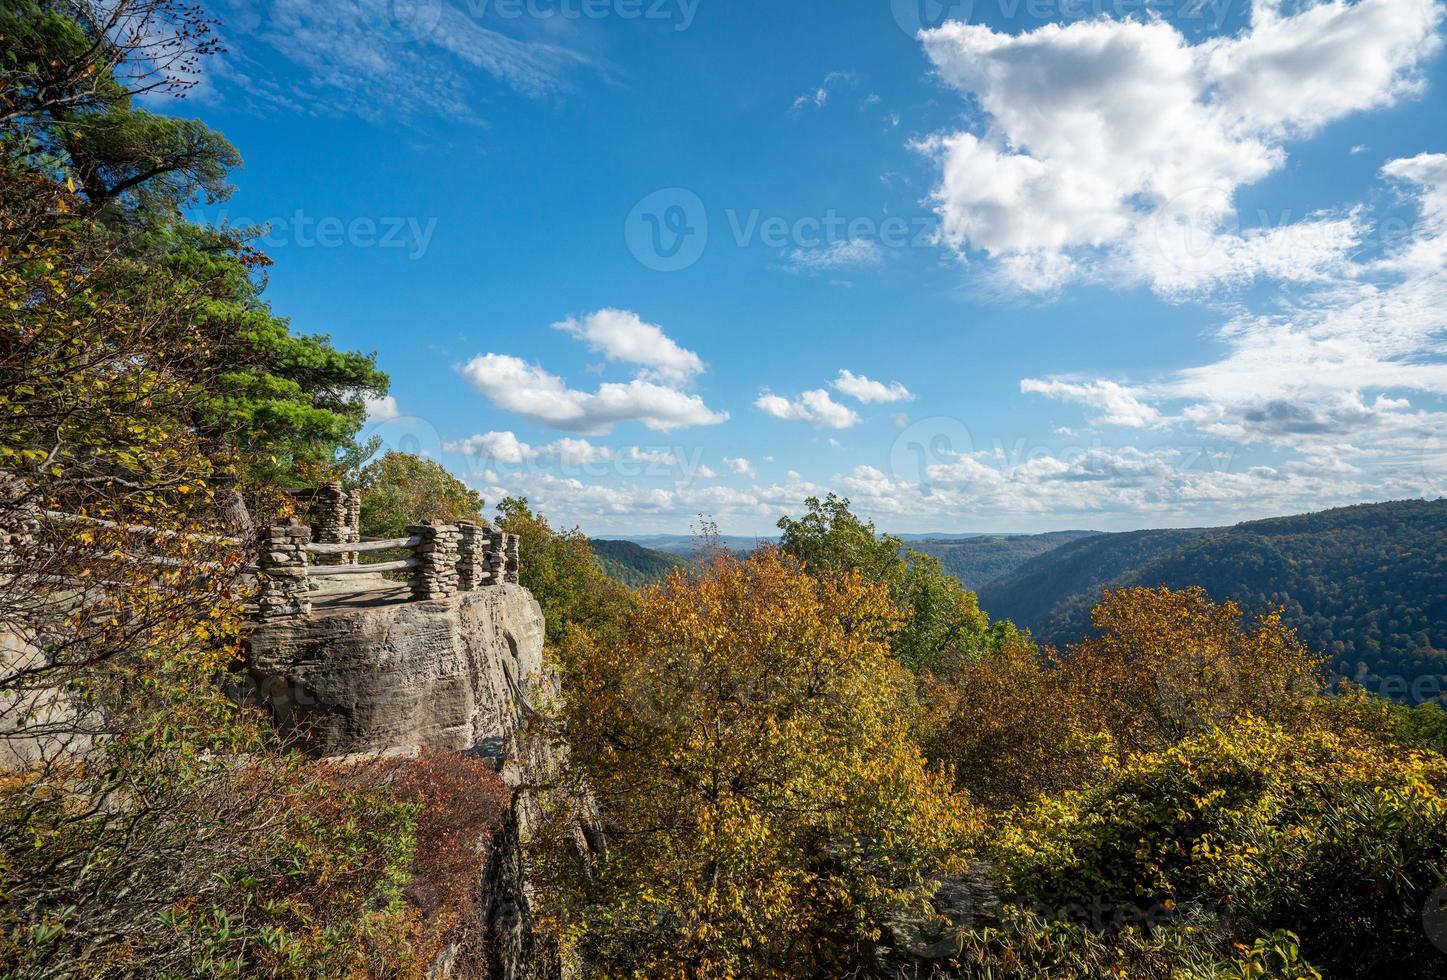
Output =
[
  {"x1": 723, "y1": 456, "x2": 757, "y2": 478},
  {"x1": 364, "y1": 394, "x2": 401, "y2": 423},
  {"x1": 787, "y1": 239, "x2": 884, "y2": 272},
  {"x1": 831, "y1": 369, "x2": 914, "y2": 404},
  {"x1": 1018, "y1": 160, "x2": 1447, "y2": 478},
  {"x1": 755, "y1": 389, "x2": 861, "y2": 428},
  {"x1": 444, "y1": 430, "x2": 537, "y2": 464},
  {"x1": 215, "y1": 0, "x2": 600, "y2": 120},
  {"x1": 917, "y1": 0, "x2": 1444, "y2": 293},
  {"x1": 552, "y1": 308, "x2": 706, "y2": 384},
  {"x1": 458, "y1": 353, "x2": 728, "y2": 434},
  {"x1": 1020, "y1": 379, "x2": 1165, "y2": 428},
  {"x1": 543, "y1": 438, "x2": 613, "y2": 466},
  {"x1": 622, "y1": 446, "x2": 679, "y2": 466},
  {"x1": 792, "y1": 70, "x2": 851, "y2": 109}
]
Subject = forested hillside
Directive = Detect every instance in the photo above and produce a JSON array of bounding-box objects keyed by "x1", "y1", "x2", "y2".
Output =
[
  {"x1": 909, "y1": 529, "x2": 1100, "y2": 591},
  {"x1": 980, "y1": 500, "x2": 1447, "y2": 700},
  {"x1": 589, "y1": 538, "x2": 694, "y2": 586},
  {"x1": 979, "y1": 527, "x2": 1212, "y2": 630}
]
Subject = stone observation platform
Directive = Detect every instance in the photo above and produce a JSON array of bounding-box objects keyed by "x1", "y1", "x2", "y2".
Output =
[
  {"x1": 242, "y1": 483, "x2": 541, "y2": 760},
  {"x1": 254, "y1": 482, "x2": 520, "y2": 623}
]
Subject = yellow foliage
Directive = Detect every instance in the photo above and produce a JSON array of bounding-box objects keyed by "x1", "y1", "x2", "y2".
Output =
[{"x1": 536, "y1": 547, "x2": 975, "y2": 977}]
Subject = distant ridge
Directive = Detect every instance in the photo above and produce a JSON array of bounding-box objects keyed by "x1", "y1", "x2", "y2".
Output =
[
  {"x1": 907, "y1": 530, "x2": 1101, "y2": 592},
  {"x1": 589, "y1": 539, "x2": 695, "y2": 586},
  {"x1": 975, "y1": 499, "x2": 1447, "y2": 699}
]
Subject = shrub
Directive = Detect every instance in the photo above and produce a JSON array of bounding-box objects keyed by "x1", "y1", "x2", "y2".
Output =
[{"x1": 993, "y1": 719, "x2": 1447, "y2": 976}]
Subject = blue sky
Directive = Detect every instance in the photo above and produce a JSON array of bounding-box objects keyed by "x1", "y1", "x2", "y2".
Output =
[{"x1": 181, "y1": 0, "x2": 1447, "y2": 534}]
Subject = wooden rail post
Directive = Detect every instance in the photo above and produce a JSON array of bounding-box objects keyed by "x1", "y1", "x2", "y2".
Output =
[{"x1": 257, "y1": 519, "x2": 312, "y2": 621}]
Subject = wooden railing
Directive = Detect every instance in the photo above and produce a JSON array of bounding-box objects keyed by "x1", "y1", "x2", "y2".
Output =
[
  {"x1": 19, "y1": 504, "x2": 519, "y2": 625},
  {"x1": 255, "y1": 519, "x2": 519, "y2": 622},
  {"x1": 306, "y1": 535, "x2": 423, "y2": 576}
]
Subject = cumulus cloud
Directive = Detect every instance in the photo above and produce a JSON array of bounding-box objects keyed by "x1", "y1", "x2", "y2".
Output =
[
  {"x1": 1020, "y1": 379, "x2": 1165, "y2": 428},
  {"x1": 916, "y1": 0, "x2": 1444, "y2": 293},
  {"x1": 1018, "y1": 159, "x2": 1447, "y2": 476},
  {"x1": 755, "y1": 389, "x2": 861, "y2": 428},
  {"x1": 553, "y1": 308, "x2": 706, "y2": 384},
  {"x1": 722, "y1": 456, "x2": 757, "y2": 478},
  {"x1": 364, "y1": 394, "x2": 401, "y2": 423},
  {"x1": 458, "y1": 354, "x2": 728, "y2": 434},
  {"x1": 832, "y1": 369, "x2": 914, "y2": 404},
  {"x1": 444, "y1": 430, "x2": 537, "y2": 464},
  {"x1": 543, "y1": 437, "x2": 613, "y2": 466}
]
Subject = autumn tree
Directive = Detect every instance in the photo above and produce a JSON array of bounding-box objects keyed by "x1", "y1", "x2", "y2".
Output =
[
  {"x1": 495, "y1": 496, "x2": 633, "y2": 643},
  {"x1": 777, "y1": 493, "x2": 1019, "y2": 673},
  {"x1": 0, "y1": 7, "x2": 411, "y2": 972},
  {"x1": 0, "y1": 0, "x2": 221, "y2": 128},
  {"x1": 921, "y1": 640, "x2": 1103, "y2": 809},
  {"x1": 357, "y1": 450, "x2": 485, "y2": 538},
  {"x1": 993, "y1": 719, "x2": 1447, "y2": 977},
  {"x1": 537, "y1": 548, "x2": 972, "y2": 977},
  {"x1": 1059, "y1": 586, "x2": 1328, "y2": 756},
  {"x1": 3, "y1": 1, "x2": 388, "y2": 495}
]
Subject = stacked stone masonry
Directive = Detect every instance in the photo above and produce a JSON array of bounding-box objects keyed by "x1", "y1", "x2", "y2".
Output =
[
  {"x1": 504, "y1": 533, "x2": 520, "y2": 584},
  {"x1": 343, "y1": 489, "x2": 361, "y2": 564},
  {"x1": 255, "y1": 504, "x2": 520, "y2": 621},
  {"x1": 411, "y1": 521, "x2": 462, "y2": 600},
  {"x1": 257, "y1": 519, "x2": 312, "y2": 621},
  {"x1": 457, "y1": 521, "x2": 486, "y2": 591},
  {"x1": 311, "y1": 482, "x2": 349, "y2": 567}
]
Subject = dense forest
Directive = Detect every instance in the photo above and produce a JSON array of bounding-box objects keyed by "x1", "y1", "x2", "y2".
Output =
[
  {"x1": 589, "y1": 538, "x2": 695, "y2": 586},
  {"x1": 980, "y1": 500, "x2": 1447, "y2": 703},
  {"x1": 908, "y1": 529, "x2": 1101, "y2": 591},
  {"x1": 5, "y1": 4, "x2": 1447, "y2": 978}
]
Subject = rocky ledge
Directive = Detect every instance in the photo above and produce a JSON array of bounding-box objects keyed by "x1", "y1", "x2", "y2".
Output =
[{"x1": 241, "y1": 583, "x2": 548, "y2": 760}]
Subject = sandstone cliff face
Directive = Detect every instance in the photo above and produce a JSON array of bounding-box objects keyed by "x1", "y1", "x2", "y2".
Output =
[
  {"x1": 242, "y1": 583, "x2": 547, "y2": 760},
  {"x1": 242, "y1": 584, "x2": 559, "y2": 980}
]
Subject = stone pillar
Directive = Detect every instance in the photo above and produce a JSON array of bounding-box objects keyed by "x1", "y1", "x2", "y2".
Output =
[
  {"x1": 483, "y1": 526, "x2": 506, "y2": 586},
  {"x1": 409, "y1": 521, "x2": 460, "y2": 600},
  {"x1": 457, "y1": 521, "x2": 486, "y2": 591},
  {"x1": 257, "y1": 519, "x2": 311, "y2": 622},
  {"x1": 344, "y1": 489, "x2": 362, "y2": 564},
  {"x1": 503, "y1": 532, "x2": 520, "y2": 585},
  {"x1": 312, "y1": 482, "x2": 348, "y2": 566}
]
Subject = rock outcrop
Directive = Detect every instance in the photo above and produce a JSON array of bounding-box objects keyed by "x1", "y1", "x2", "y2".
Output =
[
  {"x1": 241, "y1": 583, "x2": 559, "y2": 979},
  {"x1": 242, "y1": 583, "x2": 547, "y2": 759}
]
